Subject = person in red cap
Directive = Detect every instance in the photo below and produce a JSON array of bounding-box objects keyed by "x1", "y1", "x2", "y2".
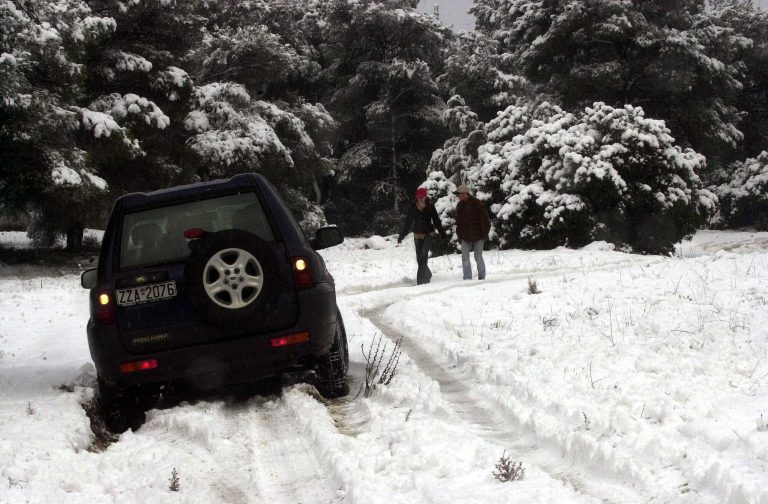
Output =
[{"x1": 397, "y1": 186, "x2": 448, "y2": 285}]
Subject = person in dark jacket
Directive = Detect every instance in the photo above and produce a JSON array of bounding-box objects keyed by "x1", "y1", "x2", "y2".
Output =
[
  {"x1": 398, "y1": 187, "x2": 448, "y2": 285},
  {"x1": 455, "y1": 184, "x2": 491, "y2": 280}
]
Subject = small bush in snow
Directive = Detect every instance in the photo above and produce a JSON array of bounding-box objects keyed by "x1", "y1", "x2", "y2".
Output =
[
  {"x1": 493, "y1": 451, "x2": 525, "y2": 482},
  {"x1": 81, "y1": 235, "x2": 101, "y2": 252},
  {"x1": 362, "y1": 333, "x2": 403, "y2": 398},
  {"x1": 758, "y1": 414, "x2": 768, "y2": 432},
  {"x1": 467, "y1": 102, "x2": 716, "y2": 254},
  {"x1": 169, "y1": 468, "x2": 180, "y2": 492},
  {"x1": 712, "y1": 151, "x2": 768, "y2": 230},
  {"x1": 527, "y1": 277, "x2": 540, "y2": 295},
  {"x1": 541, "y1": 316, "x2": 558, "y2": 330},
  {"x1": 7, "y1": 477, "x2": 27, "y2": 489}
]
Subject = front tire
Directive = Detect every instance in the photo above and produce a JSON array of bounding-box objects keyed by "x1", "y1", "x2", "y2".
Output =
[{"x1": 315, "y1": 310, "x2": 349, "y2": 399}]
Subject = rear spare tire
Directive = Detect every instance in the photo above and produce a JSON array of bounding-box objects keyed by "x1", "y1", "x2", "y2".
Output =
[{"x1": 185, "y1": 230, "x2": 279, "y2": 328}]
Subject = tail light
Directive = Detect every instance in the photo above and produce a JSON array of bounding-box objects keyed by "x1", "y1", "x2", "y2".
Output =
[
  {"x1": 291, "y1": 257, "x2": 314, "y2": 290},
  {"x1": 270, "y1": 332, "x2": 310, "y2": 348},
  {"x1": 120, "y1": 359, "x2": 158, "y2": 374},
  {"x1": 184, "y1": 228, "x2": 205, "y2": 239},
  {"x1": 93, "y1": 290, "x2": 116, "y2": 325}
]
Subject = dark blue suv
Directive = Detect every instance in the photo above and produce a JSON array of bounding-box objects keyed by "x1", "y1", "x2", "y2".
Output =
[{"x1": 81, "y1": 173, "x2": 348, "y2": 431}]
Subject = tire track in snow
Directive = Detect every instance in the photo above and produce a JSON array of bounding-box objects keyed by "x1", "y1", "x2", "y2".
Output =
[
  {"x1": 146, "y1": 395, "x2": 341, "y2": 504},
  {"x1": 366, "y1": 307, "x2": 647, "y2": 504},
  {"x1": 236, "y1": 398, "x2": 341, "y2": 504},
  {"x1": 338, "y1": 255, "x2": 663, "y2": 300},
  {"x1": 344, "y1": 258, "x2": 664, "y2": 504}
]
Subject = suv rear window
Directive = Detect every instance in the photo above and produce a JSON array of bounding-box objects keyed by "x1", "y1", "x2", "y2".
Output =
[{"x1": 119, "y1": 192, "x2": 275, "y2": 269}]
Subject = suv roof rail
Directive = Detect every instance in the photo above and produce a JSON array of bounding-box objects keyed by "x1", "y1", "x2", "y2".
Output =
[{"x1": 119, "y1": 173, "x2": 267, "y2": 211}]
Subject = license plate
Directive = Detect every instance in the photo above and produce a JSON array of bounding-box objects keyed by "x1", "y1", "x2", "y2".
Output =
[{"x1": 117, "y1": 281, "x2": 177, "y2": 306}]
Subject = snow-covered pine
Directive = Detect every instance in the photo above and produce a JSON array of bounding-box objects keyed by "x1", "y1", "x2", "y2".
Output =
[
  {"x1": 0, "y1": 0, "x2": 115, "y2": 247},
  {"x1": 438, "y1": 31, "x2": 530, "y2": 122},
  {"x1": 471, "y1": 0, "x2": 745, "y2": 171},
  {"x1": 450, "y1": 102, "x2": 716, "y2": 254},
  {"x1": 713, "y1": 151, "x2": 768, "y2": 230}
]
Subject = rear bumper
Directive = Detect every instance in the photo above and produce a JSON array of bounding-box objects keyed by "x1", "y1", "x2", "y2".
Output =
[{"x1": 88, "y1": 284, "x2": 338, "y2": 388}]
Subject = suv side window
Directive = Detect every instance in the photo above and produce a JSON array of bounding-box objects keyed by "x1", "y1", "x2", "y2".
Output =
[{"x1": 119, "y1": 192, "x2": 275, "y2": 269}]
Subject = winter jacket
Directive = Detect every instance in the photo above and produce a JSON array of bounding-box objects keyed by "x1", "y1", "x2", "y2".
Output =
[
  {"x1": 456, "y1": 195, "x2": 491, "y2": 241},
  {"x1": 398, "y1": 199, "x2": 446, "y2": 242}
]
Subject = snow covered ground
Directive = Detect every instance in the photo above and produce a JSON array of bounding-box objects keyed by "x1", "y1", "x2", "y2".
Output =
[
  {"x1": 0, "y1": 229, "x2": 104, "y2": 250},
  {"x1": 0, "y1": 230, "x2": 766, "y2": 503}
]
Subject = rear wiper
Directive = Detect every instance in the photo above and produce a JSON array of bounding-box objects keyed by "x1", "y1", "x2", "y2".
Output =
[{"x1": 139, "y1": 258, "x2": 185, "y2": 268}]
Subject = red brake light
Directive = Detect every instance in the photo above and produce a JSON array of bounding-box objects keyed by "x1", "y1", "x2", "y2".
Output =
[
  {"x1": 291, "y1": 257, "x2": 313, "y2": 290},
  {"x1": 119, "y1": 359, "x2": 158, "y2": 374},
  {"x1": 270, "y1": 332, "x2": 310, "y2": 348},
  {"x1": 184, "y1": 228, "x2": 205, "y2": 239}
]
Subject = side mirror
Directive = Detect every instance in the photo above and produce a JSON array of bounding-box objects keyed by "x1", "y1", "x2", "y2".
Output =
[
  {"x1": 313, "y1": 226, "x2": 344, "y2": 250},
  {"x1": 81, "y1": 268, "x2": 98, "y2": 289}
]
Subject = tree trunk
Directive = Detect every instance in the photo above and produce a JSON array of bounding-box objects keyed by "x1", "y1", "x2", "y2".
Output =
[
  {"x1": 65, "y1": 225, "x2": 84, "y2": 252},
  {"x1": 311, "y1": 175, "x2": 322, "y2": 204},
  {"x1": 391, "y1": 112, "x2": 398, "y2": 211}
]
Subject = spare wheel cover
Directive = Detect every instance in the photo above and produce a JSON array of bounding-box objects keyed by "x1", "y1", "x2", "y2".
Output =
[{"x1": 203, "y1": 246, "x2": 265, "y2": 309}]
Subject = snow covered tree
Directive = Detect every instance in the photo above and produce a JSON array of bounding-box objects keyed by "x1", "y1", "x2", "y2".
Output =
[
  {"x1": 713, "y1": 151, "x2": 768, "y2": 230},
  {"x1": 426, "y1": 95, "x2": 486, "y2": 184},
  {"x1": 80, "y1": 0, "x2": 204, "y2": 193},
  {"x1": 708, "y1": 0, "x2": 768, "y2": 163},
  {"x1": 188, "y1": 1, "x2": 338, "y2": 217},
  {"x1": 184, "y1": 83, "x2": 337, "y2": 207},
  {"x1": 320, "y1": 1, "x2": 453, "y2": 234},
  {"x1": 438, "y1": 31, "x2": 531, "y2": 122},
  {"x1": 194, "y1": 24, "x2": 320, "y2": 102},
  {"x1": 471, "y1": 0, "x2": 745, "y2": 171},
  {"x1": 0, "y1": 0, "x2": 115, "y2": 248},
  {"x1": 362, "y1": 59, "x2": 446, "y2": 207},
  {"x1": 465, "y1": 102, "x2": 716, "y2": 254}
]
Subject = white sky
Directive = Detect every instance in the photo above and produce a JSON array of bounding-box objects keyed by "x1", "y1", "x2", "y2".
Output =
[
  {"x1": 417, "y1": 0, "x2": 768, "y2": 32},
  {"x1": 417, "y1": 0, "x2": 475, "y2": 31}
]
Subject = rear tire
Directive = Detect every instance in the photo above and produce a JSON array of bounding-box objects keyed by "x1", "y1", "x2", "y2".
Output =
[
  {"x1": 315, "y1": 310, "x2": 349, "y2": 399},
  {"x1": 97, "y1": 376, "x2": 145, "y2": 433}
]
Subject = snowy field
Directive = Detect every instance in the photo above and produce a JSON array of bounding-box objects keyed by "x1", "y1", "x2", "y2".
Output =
[
  {"x1": 0, "y1": 230, "x2": 767, "y2": 503},
  {"x1": 0, "y1": 229, "x2": 104, "y2": 250}
]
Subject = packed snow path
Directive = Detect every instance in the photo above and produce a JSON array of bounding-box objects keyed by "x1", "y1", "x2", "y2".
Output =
[
  {"x1": 351, "y1": 256, "x2": 660, "y2": 504},
  {"x1": 365, "y1": 304, "x2": 645, "y2": 504}
]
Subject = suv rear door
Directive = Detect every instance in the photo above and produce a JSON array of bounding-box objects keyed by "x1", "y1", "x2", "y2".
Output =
[{"x1": 112, "y1": 191, "x2": 299, "y2": 354}]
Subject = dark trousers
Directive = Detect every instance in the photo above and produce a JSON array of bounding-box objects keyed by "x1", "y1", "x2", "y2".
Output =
[{"x1": 414, "y1": 234, "x2": 433, "y2": 285}]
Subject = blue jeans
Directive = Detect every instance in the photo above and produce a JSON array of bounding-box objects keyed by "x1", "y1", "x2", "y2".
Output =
[
  {"x1": 461, "y1": 239, "x2": 485, "y2": 280},
  {"x1": 414, "y1": 235, "x2": 433, "y2": 285}
]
